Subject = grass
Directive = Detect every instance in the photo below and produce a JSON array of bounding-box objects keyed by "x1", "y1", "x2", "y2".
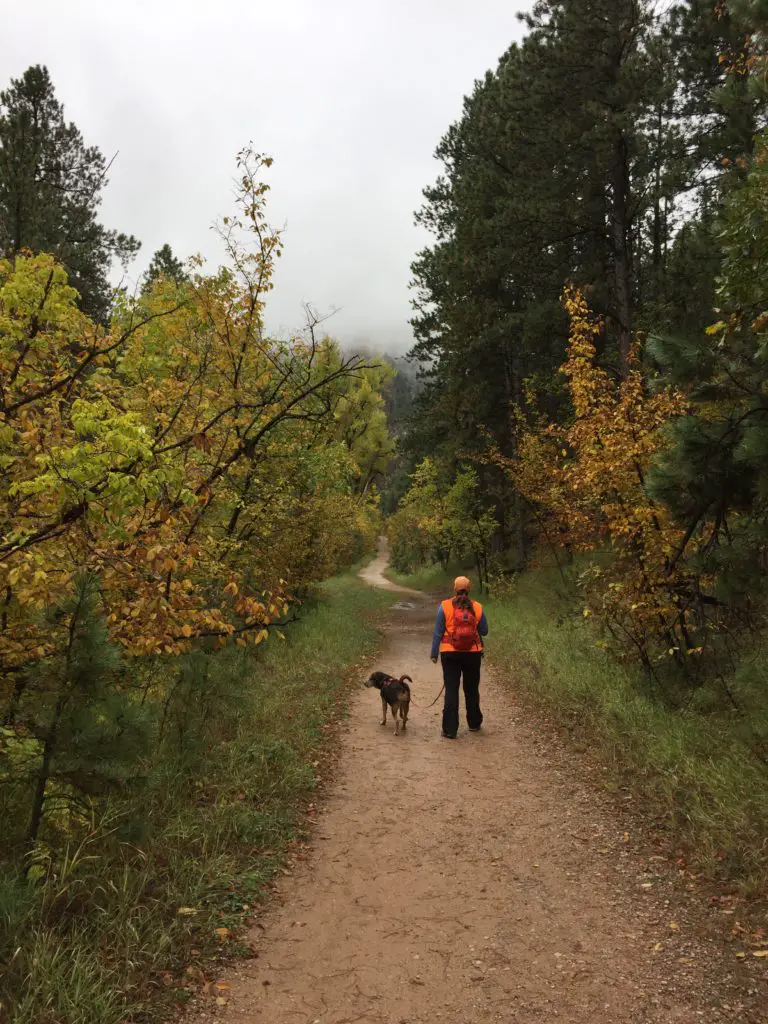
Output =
[
  {"x1": 392, "y1": 558, "x2": 768, "y2": 897},
  {"x1": 0, "y1": 570, "x2": 392, "y2": 1024},
  {"x1": 386, "y1": 561, "x2": 471, "y2": 594}
]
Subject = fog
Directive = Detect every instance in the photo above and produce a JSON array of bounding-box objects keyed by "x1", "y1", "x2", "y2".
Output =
[{"x1": 2, "y1": 1, "x2": 533, "y2": 352}]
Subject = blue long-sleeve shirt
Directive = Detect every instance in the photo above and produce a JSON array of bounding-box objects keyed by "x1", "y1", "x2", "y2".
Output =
[{"x1": 431, "y1": 603, "x2": 488, "y2": 659}]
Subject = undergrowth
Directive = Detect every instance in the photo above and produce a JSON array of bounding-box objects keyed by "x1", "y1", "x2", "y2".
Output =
[
  {"x1": 0, "y1": 572, "x2": 391, "y2": 1024},
  {"x1": 386, "y1": 561, "x2": 471, "y2": 594}
]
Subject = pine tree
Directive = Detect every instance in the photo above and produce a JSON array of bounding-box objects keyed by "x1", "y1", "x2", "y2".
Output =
[
  {"x1": 142, "y1": 243, "x2": 187, "y2": 292},
  {"x1": 647, "y1": 127, "x2": 768, "y2": 610},
  {"x1": 18, "y1": 575, "x2": 151, "y2": 849},
  {"x1": 0, "y1": 65, "x2": 139, "y2": 321}
]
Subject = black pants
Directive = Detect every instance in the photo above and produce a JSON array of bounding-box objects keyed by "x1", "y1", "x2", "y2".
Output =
[{"x1": 440, "y1": 651, "x2": 483, "y2": 737}]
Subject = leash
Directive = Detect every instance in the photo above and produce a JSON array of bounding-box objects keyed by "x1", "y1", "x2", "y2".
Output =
[{"x1": 410, "y1": 683, "x2": 445, "y2": 709}]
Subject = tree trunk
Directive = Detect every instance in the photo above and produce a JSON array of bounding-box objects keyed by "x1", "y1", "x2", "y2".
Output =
[
  {"x1": 27, "y1": 685, "x2": 67, "y2": 852},
  {"x1": 27, "y1": 732, "x2": 55, "y2": 849},
  {"x1": 502, "y1": 343, "x2": 529, "y2": 569},
  {"x1": 652, "y1": 104, "x2": 663, "y2": 302},
  {"x1": 475, "y1": 553, "x2": 484, "y2": 595},
  {"x1": 611, "y1": 130, "x2": 634, "y2": 376}
]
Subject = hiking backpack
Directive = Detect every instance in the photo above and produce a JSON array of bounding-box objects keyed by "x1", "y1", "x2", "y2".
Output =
[{"x1": 449, "y1": 601, "x2": 479, "y2": 651}]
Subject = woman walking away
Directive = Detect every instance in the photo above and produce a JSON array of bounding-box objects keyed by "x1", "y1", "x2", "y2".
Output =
[{"x1": 430, "y1": 576, "x2": 488, "y2": 739}]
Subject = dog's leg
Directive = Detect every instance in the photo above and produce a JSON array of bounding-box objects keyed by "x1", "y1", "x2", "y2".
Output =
[
  {"x1": 380, "y1": 695, "x2": 387, "y2": 726},
  {"x1": 394, "y1": 706, "x2": 401, "y2": 736},
  {"x1": 401, "y1": 700, "x2": 409, "y2": 731}
]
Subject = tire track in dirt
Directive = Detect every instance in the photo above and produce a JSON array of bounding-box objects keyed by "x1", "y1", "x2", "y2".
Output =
[{"x1": 191, "y1": 542, "x2": 765, "y2": 1024}]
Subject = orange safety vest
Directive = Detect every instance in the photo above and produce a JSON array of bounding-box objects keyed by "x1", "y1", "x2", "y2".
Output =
[{"x1": 439, "y1": 598, "x2": 484, "y2": 653}]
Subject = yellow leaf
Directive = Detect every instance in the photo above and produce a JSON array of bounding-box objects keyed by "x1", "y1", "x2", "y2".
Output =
[
  {"x1": 753, "y1": 949, "x2": 768, "y2": 958},
  {"x1": 705, "y1": 321, "x2": 726, "y2": 336}
]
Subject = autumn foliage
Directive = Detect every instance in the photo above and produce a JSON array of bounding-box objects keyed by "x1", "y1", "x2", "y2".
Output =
[
  {"x1": 504, "y1": 287, "x2": 706, "y2": 668},
  {"x1": 0, "y1": 148, "x2": 391, "y2": 844},
  {"x1": 386, "y1": 459, "x2": 496, "y2": 584}
]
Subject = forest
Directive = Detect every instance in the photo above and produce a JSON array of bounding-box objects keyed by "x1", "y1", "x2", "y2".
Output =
[
  {"x1": 392, "y1": 0, "x2": 768, "y2": 713},
  {"x1": 2, "y1": 0, "x2": 768, "y2": 1020}
]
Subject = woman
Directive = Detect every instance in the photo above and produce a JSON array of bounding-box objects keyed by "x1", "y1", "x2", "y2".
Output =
[{"x1": 430, "y1": 576, "x2": 488, "y2": 739}]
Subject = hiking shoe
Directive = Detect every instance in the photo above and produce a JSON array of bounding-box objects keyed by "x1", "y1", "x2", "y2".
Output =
[
  {"x1": 441, "y1": 731, "x2": 456, "y2": 740},
  {"x1": 468, "y1": 725, "x2": 482, "y2": 732}
]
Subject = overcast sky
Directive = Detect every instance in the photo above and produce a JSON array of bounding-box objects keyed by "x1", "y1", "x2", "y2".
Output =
[{"x1": 3, "y1": 1, "x2": 533, "y2": 352}]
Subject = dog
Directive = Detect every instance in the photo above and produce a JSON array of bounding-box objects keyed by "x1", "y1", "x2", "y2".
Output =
[{"x1": 365, "y1": 671, "x2": 412, "y2": 736}]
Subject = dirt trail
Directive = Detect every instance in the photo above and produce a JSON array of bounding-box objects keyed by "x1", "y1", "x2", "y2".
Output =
[{"x1": 194, "y1": 542, "x2": 764, "y2": 1024}]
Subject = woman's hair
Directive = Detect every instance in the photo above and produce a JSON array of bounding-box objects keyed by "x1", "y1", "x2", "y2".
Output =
[{"x1": 452, "y1": 591, "x2": 473, "y2": 611}]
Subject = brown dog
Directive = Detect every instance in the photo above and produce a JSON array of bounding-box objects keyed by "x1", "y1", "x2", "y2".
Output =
[{"x1": 365, "y1": 671, "x2": 412, "y2": 736}]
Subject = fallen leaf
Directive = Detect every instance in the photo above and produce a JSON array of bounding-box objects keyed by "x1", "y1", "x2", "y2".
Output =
[
  {"x1": 753, "y1": 950, "x2": 768, "y2": 958},
  {"x1": 214, "y1": 927, "x2": 230, "y2": 940},
  {"x1": 176, "y1": 906, "x2": 198, "y2": 915}
]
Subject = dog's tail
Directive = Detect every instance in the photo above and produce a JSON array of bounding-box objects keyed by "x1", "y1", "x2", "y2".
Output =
[{"x1": 399, "y1": 674, "x2": 413, "y2": 684}]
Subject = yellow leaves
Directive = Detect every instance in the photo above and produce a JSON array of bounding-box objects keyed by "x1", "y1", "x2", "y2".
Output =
[
  {"x1": 0, "y1": 167, "x2": 387, "y2": 683},
  {"x1": 509, "y1": 287, "x2": 694, "y2": 661}
]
